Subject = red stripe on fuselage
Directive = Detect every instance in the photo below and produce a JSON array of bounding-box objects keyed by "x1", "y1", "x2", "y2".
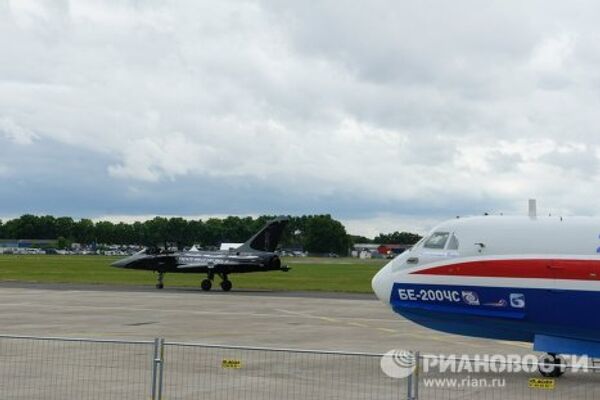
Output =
[{"x1": 411, "y1": 259, "x2": 600, "y2": 280}]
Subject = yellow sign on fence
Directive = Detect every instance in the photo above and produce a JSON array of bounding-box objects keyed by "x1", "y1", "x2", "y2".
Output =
[
  {"x1": 222, "y1": 359, "x2": 242, "y2": 369},
  {"x1": 528, "y1": 378, "x2": 555, "y2": 390}
]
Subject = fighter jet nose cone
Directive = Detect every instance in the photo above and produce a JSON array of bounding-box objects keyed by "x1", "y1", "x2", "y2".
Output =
[
  {"x1": 111, "y1": 258, "x2": 127, "y2": 268},
  {"x1": 372, "y1": 264, "x2": 393, "y2": 303}
]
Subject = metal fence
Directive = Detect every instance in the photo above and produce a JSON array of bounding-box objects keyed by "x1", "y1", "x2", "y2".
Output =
[
  {"x1": 0, "y1": 335, "x2": 153, "y2": 400},
  {"x1": 0, "y1": 334, "x2": 599, "y2": 399},
  {"x1": 162, "y1": 342, "x2": 405, "y2": 400},
  {"x1": 414, "y1": 353, "x2": 600, "y2": 400},
  {"x1": 0, "y1": 335, "x2": 405, "y2": 400}
]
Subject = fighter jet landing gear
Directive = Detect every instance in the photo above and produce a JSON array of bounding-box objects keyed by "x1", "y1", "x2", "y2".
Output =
[
  {"x1": 201, "y1": 278, "x2": 212, "y2": 291},
  {"x1": 201, "y1": 273, "x2": 232, "y2": 292},
  {"x1": 538, "y1": 353, "x2": 566, "y2": 377},
  {"x1": 219, "y1": 274, "x2": 232, "y2": 292},
  {"x1": 201, "y1": 272, "x2": 214, "y2": 291},
  {"x1": 156, "y1": 272, "x2": 165, "y2": 289}
]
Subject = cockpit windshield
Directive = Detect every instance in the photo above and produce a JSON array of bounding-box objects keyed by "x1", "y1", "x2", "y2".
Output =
[
  {"x1": 423, "y1": 232, "x2": 450, "y2": 249},
  {"x1": 447, "y1": 233, "x2": 459, "y2": 250}
]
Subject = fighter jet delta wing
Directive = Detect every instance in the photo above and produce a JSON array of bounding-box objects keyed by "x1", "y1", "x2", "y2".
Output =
[{"x1": 112, "y1": 217, "x2": 290, "y2": 292}]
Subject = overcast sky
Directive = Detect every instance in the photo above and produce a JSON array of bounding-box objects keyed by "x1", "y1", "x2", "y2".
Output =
[{"x1": 2, "y1": 0, "x2": 600, "y2": 236}]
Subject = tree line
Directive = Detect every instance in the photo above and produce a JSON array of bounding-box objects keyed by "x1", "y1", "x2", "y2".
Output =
[{"x1": 0, "y1": 214, "x2": 422, "y2": 255}]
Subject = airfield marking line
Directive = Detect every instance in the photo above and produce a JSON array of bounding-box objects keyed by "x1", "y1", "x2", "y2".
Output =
[
  {"x1": 0, "y1": 288, "x2": 378, "y2": 304},
  {"x1": 0, "y1": 297, "x2": 403, "y2": 322},
  {"x1": 371, "y1": 328, "x2": 486, "y2": 347},
  {"x1": 319, "y1": 316, "x2": 340, "y2": 323},
  {"x1": 52, "y1": 292, "x2": 178, "y2": 300},
  {"x1": 422, "y1": 335, "x2": 456, "y2": 343},
  {"x1": 274, "y1": 309, "x2": 385, "y2": 327},
  {"x1": 275, "y1": 308, "x2": 466, "y2": 346},
  {"x1": 347, "y1": 322, "x2": 370, "y2": 328},
  {"x1": 496, "y1": 340, "x2": 531, "y2": 349},
  {"x1": 0, "y1": 302, "x2": 332, "y2": 320},
  {"x1": 450, "y1": 340, "x2": 485, "y2": 348},
  {"x1": 276, "y1": 308, "x2": 376, "y2": 326},
  {"x1": 275, "y1": 308, "x2": 342, "y2": 322},
  {"x1": 276, "y1": 308, "x2": 496, "y2": 347},
  {"x1": 334, "y1": 316, "x2": 412, "y2": 323}
]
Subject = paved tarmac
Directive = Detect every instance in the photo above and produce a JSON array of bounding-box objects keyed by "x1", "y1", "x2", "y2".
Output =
[
  {"x1": 0, "y1": 283, "x2": 534, "y2": 353},
  {"x1": 0, "y1": 284, "x2": 598, "y2": 399}
]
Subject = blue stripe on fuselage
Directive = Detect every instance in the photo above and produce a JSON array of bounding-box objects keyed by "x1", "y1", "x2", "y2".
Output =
[{"x1": 390, "y1": 283, "x2": 600, "y2": 344}]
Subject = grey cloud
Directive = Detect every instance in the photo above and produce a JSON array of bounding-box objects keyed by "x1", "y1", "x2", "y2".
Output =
[
  {"x1": 3, "y1": 0, "x2": 600, "y2": 233},
  {"x1": 539, "y1": 146, "x2": 599, "y2": 176},
  {"x1": 0, "y1": 116, "x2": 37, "y2": 145}
]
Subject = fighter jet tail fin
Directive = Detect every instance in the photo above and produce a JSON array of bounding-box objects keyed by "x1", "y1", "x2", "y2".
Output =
[{"x1": 237, "y1": 217, "x2": 289, "y2": 253}]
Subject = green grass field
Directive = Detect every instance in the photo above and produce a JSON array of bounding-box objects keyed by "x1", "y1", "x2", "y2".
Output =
[{"x1": 0, "y1": 255, "x2": 387, "y2": 293}]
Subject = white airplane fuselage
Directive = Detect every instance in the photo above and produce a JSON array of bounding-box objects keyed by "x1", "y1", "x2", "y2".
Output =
[{"x1": 372, "y1": 216, "x2": 600, "y2": 357}]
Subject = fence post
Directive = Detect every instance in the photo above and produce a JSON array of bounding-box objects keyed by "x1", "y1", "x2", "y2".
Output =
[
  {"x1": 152, "y1": 338, "x2": 160, "y2": 400},
  {"x1": 413, "y1": 351, "x2": 420, "y2": 400},
  {"x1": 157, "y1": 338, "x2": 165, "y2": 400},
  {"x1": 151, "y1": 338, "x2": 165, "y2": 400},
  {"x1": 406, "y1": 367, "x2": 413, "y2": 400},
  {"x1": 406, "y1": 350, "x2": 419, "y2": 400}
]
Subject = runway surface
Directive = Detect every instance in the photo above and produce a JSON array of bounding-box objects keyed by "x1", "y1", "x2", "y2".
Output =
[
  {"x1": 1, "y1": 284, "x2": 598, "y2": 399},
  {"x1": 0, "y1": 282, "x2": 527, "y2": 353}
]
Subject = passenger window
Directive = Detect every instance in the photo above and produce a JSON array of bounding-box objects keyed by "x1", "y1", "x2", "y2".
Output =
[
  {"x1": 447, "y1": 234, "x2": 459, "y2": 250},
  {"x1": 423, "y1": 232, "x2": 450, "y2": 249}
]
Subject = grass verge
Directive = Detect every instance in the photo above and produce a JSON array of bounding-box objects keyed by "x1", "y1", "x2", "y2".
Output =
[{"x1": 0, "y1": 255, "x2": 387, "y2": 293}]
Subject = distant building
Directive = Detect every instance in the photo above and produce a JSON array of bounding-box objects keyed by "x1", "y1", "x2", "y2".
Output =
[
  {"x1": 0, "y1": 239, "x2": 57, "y2": 248},
  {"x1": 377, "y1": 244, "x2": 412, "y2": 256},
  {"x1": 351, "y1": 243, "x2": 380, "y2": 259},
  {"x1": 352, "y1": 243, "x2": 379, "y2": 252},
  {"x1": 350, "y1": 243, "x2": 412, "y2": 258}
]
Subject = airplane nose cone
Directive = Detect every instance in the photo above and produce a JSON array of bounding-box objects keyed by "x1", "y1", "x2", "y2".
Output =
[
  {"x1": 372, "y1": 264, "x2": 393, "y2": 303},
  {"x1": 111, "y1": 258, "x2": 128, "y2": 268}
]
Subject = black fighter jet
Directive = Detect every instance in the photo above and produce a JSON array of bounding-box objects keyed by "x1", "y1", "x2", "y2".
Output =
[{"x1": 111, "y1": 217, "x2": 290, "y2": 291}]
